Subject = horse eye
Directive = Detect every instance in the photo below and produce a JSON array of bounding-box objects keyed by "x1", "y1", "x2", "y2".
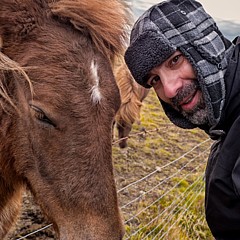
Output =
[{"x1": 30, "y1": 105, "x2": 56, "y2": 127}]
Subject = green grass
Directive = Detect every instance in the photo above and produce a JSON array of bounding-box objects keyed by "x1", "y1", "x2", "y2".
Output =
[{"x1": 113, "y1": 89, "x2": 214, "y2": 239}]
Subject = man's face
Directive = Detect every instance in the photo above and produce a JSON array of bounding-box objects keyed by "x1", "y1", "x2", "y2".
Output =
[{"x1": 146, "y1": 50, "x2": 209, "y2": 125}]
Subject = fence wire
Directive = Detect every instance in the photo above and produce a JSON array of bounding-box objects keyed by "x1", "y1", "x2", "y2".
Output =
[
  {"x1": 116, "y1": 128, "x2": 211, "y2": 240},
  {"x1": 14, "y1": 126, "x2": 212, "y2": 240}
]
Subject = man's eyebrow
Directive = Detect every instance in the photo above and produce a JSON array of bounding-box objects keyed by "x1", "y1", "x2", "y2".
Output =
[
  {"x1": 145, "y1": 73, "x2": 152, "y2": 83},
  {"x1": 146, "y1": 73, "x2": 151, "y2": 80},
  {"x1": 143, "y1": 74, "x2": 151, "y2": 85}
]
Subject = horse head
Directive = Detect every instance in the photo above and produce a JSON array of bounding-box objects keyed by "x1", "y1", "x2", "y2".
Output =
[{"x1": 0, "y1": 0, "x2": 131, "y2": 239}]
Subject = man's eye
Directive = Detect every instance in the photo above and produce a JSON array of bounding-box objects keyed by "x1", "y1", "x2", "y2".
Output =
[
  {"x1": 149, "y1": 75, "x2": 160, "y2": 87},
  {"x1": 169, "y1": 54, "x2": 183, "y2": 67}
]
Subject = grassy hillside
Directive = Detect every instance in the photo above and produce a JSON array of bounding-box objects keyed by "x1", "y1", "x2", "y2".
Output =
[{"x1": 113, "y1": 89, "x2": 214, "y2": 239}]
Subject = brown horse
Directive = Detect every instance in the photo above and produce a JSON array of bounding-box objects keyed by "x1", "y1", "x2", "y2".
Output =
[
  {"x1": 114, "y1": 60, "x2": 150, "y2": 148},
  {"x1": 0, "y1": 0, "x2": 130, "y2": 239}
]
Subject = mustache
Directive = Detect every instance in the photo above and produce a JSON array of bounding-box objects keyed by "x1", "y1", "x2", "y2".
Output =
[{"x1": 171, "y1": 81, "x2": 200, "y2": 109}]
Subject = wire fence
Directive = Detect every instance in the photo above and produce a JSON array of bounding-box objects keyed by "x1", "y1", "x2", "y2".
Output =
[
  {"x1": 13, "y1": 125, "x2": 213, "y2": 240},
  {"x1": 115, "y1": 127, "x2": 212, "y2": 239}
]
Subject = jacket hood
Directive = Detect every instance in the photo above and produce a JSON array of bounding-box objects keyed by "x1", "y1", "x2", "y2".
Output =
[{"x1": 210, "y1": 37, "x2": 240, "y2": 135}]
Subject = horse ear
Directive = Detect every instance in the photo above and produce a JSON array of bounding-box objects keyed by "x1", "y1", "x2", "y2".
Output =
[
  {"x1": 0, "y1": 2, "x2": 30, "y2": 43},
  {"x1": 0, "y1": 1, "x2": 48, "y2": 45}
]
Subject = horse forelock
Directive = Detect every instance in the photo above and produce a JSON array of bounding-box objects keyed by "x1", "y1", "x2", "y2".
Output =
[
  {"x1": 0, "y1": 51, "x2": 33, "y2": 111},
  {"x1": 49, "y1": 0, "x2": 132, "y2": 62}
]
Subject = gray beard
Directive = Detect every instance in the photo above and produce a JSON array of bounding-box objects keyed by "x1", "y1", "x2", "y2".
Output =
[
  {"x1": 181, "y1": 101, "x2": 209, "y2": 125},
  {"x1": 171, "y1": 82, "x2": 209, "y2": 126}
]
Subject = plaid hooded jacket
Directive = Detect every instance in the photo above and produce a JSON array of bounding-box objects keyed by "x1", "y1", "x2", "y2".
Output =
[
  {"x1": 205, "y1": 37, "x2": 240, "y2": 239},
  {"x1": 125, "y1": 0, "x2": 240, "y2": 238}
]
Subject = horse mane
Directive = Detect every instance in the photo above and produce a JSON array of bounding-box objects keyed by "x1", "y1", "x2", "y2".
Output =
[
  {"x1": 0, "y1": 52, "x2": 33, "y2": 112},
  {"x1": 49, "y1": 0, "x2": 132, "y2": 62},
  {"x1": 114, "y1": 60, "x2": 142, "y2": 125}
]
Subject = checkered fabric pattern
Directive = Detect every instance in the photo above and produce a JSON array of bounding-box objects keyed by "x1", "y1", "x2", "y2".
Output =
[{"x1": 125, "y1": 0, "x2": 234, "y2": 129}]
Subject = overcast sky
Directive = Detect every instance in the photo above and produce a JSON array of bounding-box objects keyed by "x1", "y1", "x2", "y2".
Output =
[
  {"x1": 132, "y1": 0, "x2": 240, "y2": 23},
  {"x1": 198, "y1": 0, "x2": 240, "y2": 23},
  {"x1": 131, "y1": 0, "x2": 240, "y2": 40}
]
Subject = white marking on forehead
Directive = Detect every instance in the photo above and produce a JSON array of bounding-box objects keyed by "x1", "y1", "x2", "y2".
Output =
[{"x1": 90, "y1": 60, "x2": 102, "y2": 104}]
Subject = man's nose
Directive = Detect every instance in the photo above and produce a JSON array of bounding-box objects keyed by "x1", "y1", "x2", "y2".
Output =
[{"x1": 161, "y1": 73, "x2": 183, "y2": 99}]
